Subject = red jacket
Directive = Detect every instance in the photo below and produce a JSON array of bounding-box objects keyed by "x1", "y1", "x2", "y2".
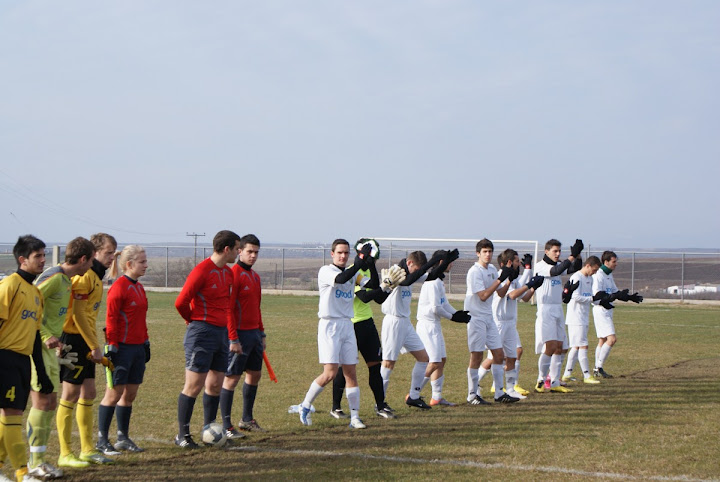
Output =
[
  {"x1": 228, "y1": 263, "x2": 263, "y2": 341},
  {"x1": 175, "y1": 258, "x2": 233, "y2": 329},
  {"x1": 105, "y1": 275, "x2": 148, "y2": 346}
]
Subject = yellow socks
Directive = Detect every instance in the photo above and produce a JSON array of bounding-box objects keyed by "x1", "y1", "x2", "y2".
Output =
[
  {"x1": 56, "y1": 399, "x2": 76, "y2": 457},
  {"x1": 77, "y1": 398, "x2": 94, "y2": 454}
]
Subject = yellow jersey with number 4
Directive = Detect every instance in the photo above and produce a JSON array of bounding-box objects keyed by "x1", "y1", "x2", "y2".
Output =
[{"x1": 0, "y1": 273, "x2": 44, "y2": 356}]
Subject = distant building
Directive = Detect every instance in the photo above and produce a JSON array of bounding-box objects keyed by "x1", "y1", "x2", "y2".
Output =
[{"x1": 666, "y1": 284, "x2": 719, "y2": 295}]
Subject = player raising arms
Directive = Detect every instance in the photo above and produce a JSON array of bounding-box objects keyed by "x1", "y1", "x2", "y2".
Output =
[
  {"x1": 220, "y1": 234, "x2": 267, "y2": 437},
  {"x1": 96, "y1": 245, "x2": 151, "y2": 455},
  {"x1": 25, "y1": 236, "x2": 95, "y2": 479},
  {"x1": 416, "y1": 250, "x2": 470, "y2": 406},
  {"x1": 57, "y1": 233, "x2": 119, "y2": 468},
  {"x1": 533, "y1": 238, "x2": 582, "y2": 394},
  {"x1": 298, "y1": 239, "x2": 373, "y2": 429},
  {"x1": 561, "y1": 256, "x2": 603, "y2": 384},
  {"x1": 174, "y1": 230, "x2": 241, "y2": 448},
  {"x1": 0, "y1": 235, "x2": 53, "y2": 482},
  {"x1": 592, "y1": 251, "x2": 643, "y2": 379}
]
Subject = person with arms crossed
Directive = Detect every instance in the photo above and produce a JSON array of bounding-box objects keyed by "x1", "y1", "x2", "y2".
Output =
[
  {"x1": 0, "y1": 235, "x2": 53, "y2": 482},
  {"x1": 57, "y1": 233, "x2": 119, "y2": 468},
  {"x1": 96, "y1": 245, "x2": 151, "y2": 455},
  {"x1": 533, "y1": 238, "x2": 582, "y2": 394},
  {"x1": 220, "y1": 234, "x2": 267, "y2": 436},
  {"x1": 298, "y1": 239, "x2": 373, "y2": 429},
  {"x1": 25, "y1": 237, "x2": 95, "y2": 479},
  {"x1": 591, "y1": 251, "x2": 643, "y2": 379},
  {"x1": 174, "y1": 230, "x2": 241, "y2": 448}
]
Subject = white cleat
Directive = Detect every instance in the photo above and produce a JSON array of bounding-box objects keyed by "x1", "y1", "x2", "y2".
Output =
[{"x1": 348, "y1": 418, "x2": 367, "y2": 429}]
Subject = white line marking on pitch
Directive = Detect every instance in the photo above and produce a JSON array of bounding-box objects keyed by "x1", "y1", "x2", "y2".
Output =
[
  {"x1": 622, "y1": 321, "x2": 720, "y2": 328},
  {"x1": 226, "y1": 445, "x2": 716, "y2": 482}
]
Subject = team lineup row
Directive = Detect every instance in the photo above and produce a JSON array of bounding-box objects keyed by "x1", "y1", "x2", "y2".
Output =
[{"x1": 0, "y1": 232, "x2": 643, "y2": 481}]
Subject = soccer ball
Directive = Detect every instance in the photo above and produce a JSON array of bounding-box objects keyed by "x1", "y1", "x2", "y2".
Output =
[
  {"x1": 355, "y1": 238, "x2": 380, "y2": 260},
  {"x1": 201, "y1": 422, "x2": 227, "y2": 447}
]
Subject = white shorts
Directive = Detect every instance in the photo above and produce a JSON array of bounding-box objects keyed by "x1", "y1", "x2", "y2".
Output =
[
  {"x1": 593, "y1": 307, "x2": 615, "y2": 338},
  {"x1": 382, "y1": 315, "x2": 425, "y2": 361},
  {"x1": 317, "y1": 318, "x2": 359, "y2": 365},
  {"x1": 416, "y1": 320, "x2": 446, "y2": 363},
  {"x1": 535, "y1": 304, "x2": 566, "y2": 354},
  {"x1": 567, "y1": 324, "x2": 589, "y2": 347},
  {"x1": 467, "y1": 314, "x2": 501, "y2": 353},
  {"x1": 496, "y1": 321, "x2": 520, "y2": 358}
]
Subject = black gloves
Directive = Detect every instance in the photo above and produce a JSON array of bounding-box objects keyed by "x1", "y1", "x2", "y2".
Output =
[
  {"x1": 570, "y1": 239, "x2": 584, "y2": 258},
  {"x1": 599, "y1": 298, "x2": 615, "y2": 310},
  {"x1": 498, "y1": 266, "x2": 512, "y2": 283},
  {"x1": 593, "y1": 291, "x2": 609, "y2": 302},
  {"x1": 37, "y1": 372, "x2": 54, "y2": 394},
  {"x1": 562, "y1": 280, "x2": 580, "y2": 303},
  {"x1": 521, "y1": 254, "x2": 532, "y2": 269},
  {"x1": 526, "y1": 275, "x2": 544, "y2": 290},
  {"x1": 451, "y1": 310, "x2": 471, "y2": 323},
  {"x1": 614, "y1": 289, "x2": 630, "y2": 302},
  {"x1": 509, "y1": 266, "x2": 520, "y2": 281},
  {"x1": 628, "y1": 292, "x2": 643, "y2": 303},
  {"x1": 144, "y1": 340, "x2": 151, "y2": 363},
  {"x1": 447, "y1": 249, "x2": 460, "y2": 264},
  {"x1": 355, "y1": 243, "x2": 373, "y2": 270}
]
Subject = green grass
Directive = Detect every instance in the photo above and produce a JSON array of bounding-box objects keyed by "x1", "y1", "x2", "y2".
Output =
[{"x1": 16, "y1": 293, "x2": 720, "y2": 481}]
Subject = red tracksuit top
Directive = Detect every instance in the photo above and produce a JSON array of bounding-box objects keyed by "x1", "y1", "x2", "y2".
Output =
[
  {"x1": 228, "y1": 263, "x2": 263, "y2": 341},
  {"x1": 175, "y1": 257, "x2": 233, "y2": 329},
  {"x1": 105, "y1": 275, "x2": 149, "y2": 346}
]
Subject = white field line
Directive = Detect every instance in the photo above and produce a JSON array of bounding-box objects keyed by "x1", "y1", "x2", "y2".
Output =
[{"x1": 621, "y1": 321, "x2": 720, "y2": 329}]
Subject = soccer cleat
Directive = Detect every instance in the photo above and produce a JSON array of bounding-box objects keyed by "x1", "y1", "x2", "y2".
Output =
[
  {"x1": 490, "y1": 385, "x2": 496, "y2": 394},
  {"x1": 583, "y1": 376, "x2": 601, "y2": 384},
  {"x1": 561, "y1": 376, "x2": 577, "y2": 382},
  {"x1": 17, "y1": 469, "x2": 42, "y2": 482},
  {"x1": 429, "y1": 397, "x2": 457, "y2": 407},
  {"x1": 96, "y1": 439, "x2": 122, "y2": 456},
  {"x1": 513, "y1": 384, "x2": 530, "y2": 396},
  {"x1": 28, "y1": 462, "x2": 63, "y2": 479},
  {"x1": 534, "y1": 381, "x2": 546, "y2": 393},
  {"x1": 238, "y1": 419, "x2": 266, "y2": 432},
  {"x1": 224, "y1": 426, "x2": 247, "y2": 441},
  {"x1": 550, "y1": 385, "x2": 574, "y2": 393},
  {"x1": 79, "y1": 450, "x2": 115, "y2": 465},
  {"x1": 348, "y1": 418, "x2": 367, "y2": 429},
  {"x1": 174, "y1": 434, "x2": 200, "y2": 449},
  {"x1": 467, "y1": 395, "x2": 491, "y2": 406},
  {"x1": 329, "y1": 408, "x2": 349, "y2": 419},
  {"x1": 57, "y1": 454, "x2": 90, "y2": 468},
  {"x1": 494, "y1": 393, "x2": 521, "y2": 403},
  {"x1": 405, "y1": 395, "x2": 432, "y2": 410},
  {"x1": 594, "y1": 367, "x2": 613, "y2": 379},
  {"x1": 506, "y1": 389, "x2": 527, "y2": 400},
  {"x1": 300, "y1": 406, "x2": 312, "y2": 426},
  {"x1": 115, "y1": 436, "x2": 145, "y2": 453},
  {"x1": 544, "y1": 375, "x2": 551, "y2": 389},
  {"x1": 374, "y1": 404, "x2": 397, "y2": 419}
]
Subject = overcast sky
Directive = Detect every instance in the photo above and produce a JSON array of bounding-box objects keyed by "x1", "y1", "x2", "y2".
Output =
[{"x1": 1, "y1": 1, "x2": 718, "y2": 249}]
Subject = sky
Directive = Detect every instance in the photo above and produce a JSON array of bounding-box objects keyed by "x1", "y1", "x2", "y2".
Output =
[{"x1": 1, "y1": 1, "x2": 719, "y2": 249}]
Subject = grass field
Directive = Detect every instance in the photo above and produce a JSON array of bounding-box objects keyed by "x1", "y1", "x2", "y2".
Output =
[{"x1": 11, "y1": 293, "x2": 720, "y2": 481}]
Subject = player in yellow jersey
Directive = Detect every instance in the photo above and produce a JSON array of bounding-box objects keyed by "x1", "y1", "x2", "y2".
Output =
[
  {"x1": 56, "y1": 233, "x2": 119, "y2": 468},
  {"x1": 0, "y1": 235, "x2": 53, "y2": 482},
  {"x1": 24, "y1": 237, "x2": 96, "y2": 479}
]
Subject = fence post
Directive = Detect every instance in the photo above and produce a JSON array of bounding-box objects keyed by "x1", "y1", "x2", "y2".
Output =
[
  {"x1": 681, "y1": 253, "x2": 685, "y2": 302},
  {"x1": 389, "y1": 243, "x2": 393, "y2": 269},
  {"x1": 165, "y1": 247, "x2": 169, "y2": 288},
  {"x1": 281, "y1": 248, "x2": 285, "y2": 291},
  {"x1": 631, "y1": 252, "x2": 635, "y2": 293},
  {"x1": 274, "y1": 264, "x2": 278, "y2": 289}
]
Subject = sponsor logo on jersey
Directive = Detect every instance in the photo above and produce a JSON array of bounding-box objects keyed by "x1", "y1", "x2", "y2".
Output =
[
  {"x1": 401, "y1": 289, "x2": 412, "y2": 298},
  {"x1": 335, "y1": 289, "x2": 353, "y2": 299},
  {"x1": 93, "y1": 302, "x2": 100, "y2": 311},
  {"x1": 244, "y1": 286, "x2": 250, "y2": 290},
  {"x1": 21, "y1": 309, "x2": 38, "y2": 321},
  {"x1": 440, "y1": 297, "x2": 446, "y2": 304},
  {"x1": 582, "y1": 292, "x2": 592, "y2": 297},
  {"x1": 212, "y1": 284, "x2": 217, "y2": 289},
  {"x1": 130, "y1": 301, "x2": 137, "y2": 307},
  {"x1": 59, "y1": 307, "x2": 68, "y2": 316},
  {"x1": 551, "y1": 279, "x2": 562, "y2": 286}
]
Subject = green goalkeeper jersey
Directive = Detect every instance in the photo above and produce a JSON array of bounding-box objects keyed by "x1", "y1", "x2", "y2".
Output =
[
  {"x1": 35, "y1": 265, "x2": 72, "y2": 342},
  {"x1": 352, "y1": 268, "x2": 373, "y2": 323}
]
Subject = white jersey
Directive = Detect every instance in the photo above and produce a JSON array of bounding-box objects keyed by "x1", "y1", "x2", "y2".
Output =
[
  {"x1": 565, "y1": 271, "x2": 593, "y2": 326},
  {"x1": 381, "y1": 272, "x2": 427, "y2": 319},
  {"x1": 534, "y1": 258, "x2": 566, "y2": 306},
  {"x1": 317, "y1": 264, "x2": 355, "y2": 320},
  {"x1": 592, "y1": 268, "x2": 618, "y2": 316},
  {"x1": 417, "y1": 278, "x2": 456, "y2": 325},
  {"x1": 464, "y1": 263, "x2": 497, "y2": 318},
  {"x1": 492, "y1": 268, "x2": 531, "y2": 323}
]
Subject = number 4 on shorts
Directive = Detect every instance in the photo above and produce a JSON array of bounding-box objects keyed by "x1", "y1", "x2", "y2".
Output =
[{"x1": 5, "y1": 386, "x2": 15, "y2": 402}]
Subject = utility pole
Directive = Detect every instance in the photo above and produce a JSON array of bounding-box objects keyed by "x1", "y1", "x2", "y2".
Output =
[{"x1": 186, "y1": 232, "x2": 205, "y2": 265}]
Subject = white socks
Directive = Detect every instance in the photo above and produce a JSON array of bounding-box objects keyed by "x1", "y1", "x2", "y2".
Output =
[
  {"x1": 491, "y1": 364, "x2": 505, "y2": 397},
  {"x1": 579, "y1": 349, "x2": 590, "y2": 377},
  {"x1": 538, "y1": 353, "x2": 551, "y2": 380},
  {"x1": 467, "y1": 368, "x2": 480, "y2": 400},
  {"x1": 431, "y1": 375, "x2": 444, "y2": 401},
  {"x1": 597, "y1": 344, "x2": 612, "y2": 368},
  {"x1": 381, "y1": 366, "x2": 393, "y2": 395},
  {"x1": 564, "y1": 347, "x2": 578, "y2": 377},
  {"x1": 302, "y1": 381, "x2": 324, "y2": 409},
  {"x1": 409, "y1": 362, "x2": 428, "y2": 399},
  {"x1": 549, "y1": 354, "x2": 563, "y2": 385}
]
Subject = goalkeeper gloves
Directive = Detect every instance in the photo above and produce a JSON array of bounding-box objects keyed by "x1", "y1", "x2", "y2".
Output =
[
  {"x1": 600, "y1": 298, "x2": 615, "y2": 310},
  {"x1": 614, "y1": 289, "x2": 630, "y2": 302},
  {"x1": 562, "y1": 280, "x2": 580, "y2": 303},
  {"x1": 37, "y1": 372, "x2": 54, "y2": 394},
  {"x1": 498, "y1": 266, "x2": 512, "y2": 283},
  {"x1": 144, "y1": 340, "x2": 151, "y2": 362},
  {"x1": 509, "y1": 266, "x2": 520, "y2": 281},
  {"x1": 451, "y1": 310, "x2": 471, "y2": 323},
  {"x1": 388, "y1": 265, "x2": 406, "y2": 288},
  {"x1": 57, "y1": 344, "x2": 79, "y2": 371},
  {"x1": 354, "y1": 243, "x2": 373, "y2": 270},
  {"x1": 628, "y1": 292, "x2": 643, "y2": 303},
  {"x1": 593, "y1": 291, "x2": 610, "y2": 302},
  {"x1": 570, "y1": 239, "x2": 584, "y2": 258},
  {"x1": 447, "y1": 249, "x2": 460, "y2": 264},
  {"x1": 526, "y1": 275, "x2": 544, "y2": 290},
  {"x1": 521, "y1": 254, "x2": 532, "y2": 269}
]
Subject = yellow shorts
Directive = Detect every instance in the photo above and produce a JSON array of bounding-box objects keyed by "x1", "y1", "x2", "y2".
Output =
[{"x1": 31, "y1": 345, "x2": 61, "y2": 393}]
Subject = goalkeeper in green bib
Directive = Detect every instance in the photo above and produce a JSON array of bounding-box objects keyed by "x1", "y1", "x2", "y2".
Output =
[{"x1": 330, "y1": 239, "x2": 406, "y2": 420}]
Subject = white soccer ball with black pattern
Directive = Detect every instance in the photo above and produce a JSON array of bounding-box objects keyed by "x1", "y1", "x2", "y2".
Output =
[{"x1": 201, "y1": 422, "x2": 227, "y2": 447}]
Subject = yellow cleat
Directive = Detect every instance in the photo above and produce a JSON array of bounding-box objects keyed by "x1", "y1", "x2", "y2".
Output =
[
  {"x1": 58, "y1": 453, "x2": 90, "y2": 469},
  {"x1": 561, "y1": 376, "x2": 577, "y2": 382},
  {"x1": 534, "y1": 381, "x2": 545, "y2": 393},
  {"x1": 514, "y1": 384, "x2": 530, "y2": 396},
  {"x1": 550, "y1": 385, "x2": 574, "y2": 393},
  {"x1": 583, "y1": 376, "x2": 601, "y2": 384}
]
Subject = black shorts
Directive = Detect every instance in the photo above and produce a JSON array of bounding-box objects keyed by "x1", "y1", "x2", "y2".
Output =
[
  {"x1": 0, "y1": 349, "x2": 31, "y2": 410},
  {"x1": 226, "y1": 329, "x2": 264, "y2": 376},
  {"x1": 354, "y1": 318, "x2": 382, "y2": 364},
  {"x1": 110, "y1": 344, "x2": 146, "y2": 386},
  {"x1": 59, "y1": 333, "x2": 96, "y2": 384},
  {"x1": 184, "y1": 321, "x2": 229, "y2": 373}
]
